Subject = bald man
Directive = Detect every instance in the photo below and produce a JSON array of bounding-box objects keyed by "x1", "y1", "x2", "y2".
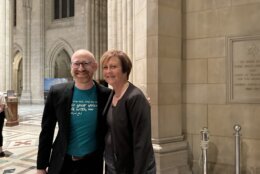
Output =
[{"x1": 37, "y1": 49, "x2": 111, "y2": 174}]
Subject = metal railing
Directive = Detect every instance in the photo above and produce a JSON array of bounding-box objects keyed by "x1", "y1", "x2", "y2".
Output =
[
  {"x1": 200, "y1": 127, "x2": 209, "y2": 174},
  {"x1": 234, "y1": 124, "x2": 241, "y2": 174},
  {"x1": 199, "y1": 125, "x2": 241, "y2": 174}
]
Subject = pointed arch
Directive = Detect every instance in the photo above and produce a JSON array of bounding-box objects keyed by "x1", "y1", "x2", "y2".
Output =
[
  {"x1": 54, "y1": 49, "x2": 71, "y2": 78},
  {"x1": 13, "y1": 52, "x2": 23, "y2": 96},
  {"x1": 13, "y1": 43, "x2": 23, "y2": 60},
  {"x1": 46, "y1": 38, "x2": 74, "y2": 77},
  {"x1": 12, "y1": 43, "x2": 24, "y2": 96}
]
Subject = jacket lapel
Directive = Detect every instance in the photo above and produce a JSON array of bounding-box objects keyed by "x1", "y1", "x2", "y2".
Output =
[{"x1": 62, "y1": 82, "x2": 74, "y2": 137}]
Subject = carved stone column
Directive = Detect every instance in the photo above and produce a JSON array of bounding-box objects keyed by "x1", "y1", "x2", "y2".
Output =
[
  {"x1": 145, "y1": 1, "x2": 191, "y2": 173},
  {"x1": 107, "y1": 0, "x2": 133, "y2": 80},
  {"x1": 107, "y1": 0, "x2": 191, "y2": 173},
  {"x1": 0, "y1": 0, "x2": 12, "y2": 91},
  {"x1": 86, "y1": 0, "x2": 107, "y2": 79},
  {"x1": 20, "y1": 0, "x2": 32, "y2": 103},
  {"x1": 0, "y1": 0, "x2": 7, "y2": 91}
]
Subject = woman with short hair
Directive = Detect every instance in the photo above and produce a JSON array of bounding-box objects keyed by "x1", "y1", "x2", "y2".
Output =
[{"x1": 101, "y1": 50, "x2": 156, "y2": 174}]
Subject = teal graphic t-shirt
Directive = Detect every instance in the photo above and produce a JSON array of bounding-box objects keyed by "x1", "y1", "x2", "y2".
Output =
[{"x1": 67, "y1": 85, "x2": 98, "y2": 156}]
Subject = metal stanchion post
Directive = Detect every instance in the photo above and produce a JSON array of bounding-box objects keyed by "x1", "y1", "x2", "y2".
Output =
[
  {"x1": 200, "y1": 127, "x2": 209, "y2": 174},
  {"x1": 234, "y1": 124, "x2": 241, "y2": 174}
]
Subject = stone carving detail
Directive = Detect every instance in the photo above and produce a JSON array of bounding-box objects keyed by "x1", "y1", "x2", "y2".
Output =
[{"x1": 248, "y1": 43, "x2": 260, "y2": 58}]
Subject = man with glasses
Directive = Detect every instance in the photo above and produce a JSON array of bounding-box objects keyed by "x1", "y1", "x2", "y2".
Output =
[{"x1": 37, "y1": 49, "x2": 111, "y2": 174}]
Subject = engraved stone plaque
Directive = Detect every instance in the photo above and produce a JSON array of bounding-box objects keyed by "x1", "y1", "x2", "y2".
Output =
[{"x1": 227, "y1": 35, "x2": 260, "y2": 103}]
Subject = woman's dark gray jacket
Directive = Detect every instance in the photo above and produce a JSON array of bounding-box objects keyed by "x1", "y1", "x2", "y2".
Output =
[{"x1": 104, "y1": 82, "x2": 156, "y2": 174}]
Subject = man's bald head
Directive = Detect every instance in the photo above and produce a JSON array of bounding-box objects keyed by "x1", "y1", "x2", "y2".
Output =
[{"x1": 71, "y1": 49, "x2": 96, "y2": 63}]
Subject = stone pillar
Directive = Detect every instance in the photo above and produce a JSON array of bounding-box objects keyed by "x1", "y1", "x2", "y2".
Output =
[
  {"x1": 20, "y1": 0, "x2": 32, "y2": 104},
  {"x1": 0, "y1": 0, "x2": 12, "y2": 91},
  {"x1": 108, "y1": 0, "x2": 133, "y2": 51},
  {"x1": 145, "y1": 1, "x2": 191, "y2": 173},
  {"x1": 100, "y1": 0, "x2": 107, "y2": 55},
  {"x1": 6, "y1": 0, "x2": 12, "y2": 91},
  {"x1": 107, "y1": 0, "x2": 191, "y2": 173},
  {"x1": 0, "y1": 0, "x2": 7, "y2": 91},
  {"x1": 107, "y1": 0, "x2": 116, "y2": 49},
  {"x1": 107, "y1": 0, "x2": 133, "y2": 80},
  {"x1": 86, "y1": 0, "x2": 92, "y2": 51},
  {"x1": 126, "y1": 0, "x2": 133, "y2": 64},
  {"x1": 29, "y1": 0, "x2": 45, "y2": 104},
  {"x1": 86, "y1": 0, "x2": 107, "y2": 79}
]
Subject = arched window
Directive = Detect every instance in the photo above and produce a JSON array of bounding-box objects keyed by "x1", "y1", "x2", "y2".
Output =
[{"x1": 54, "y1": 0, "x2": 74, "y2": 19}]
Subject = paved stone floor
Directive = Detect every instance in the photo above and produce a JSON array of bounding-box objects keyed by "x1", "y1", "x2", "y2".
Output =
[{"x1": 0, "y1": 104, "x2": 44, "y2": 174}]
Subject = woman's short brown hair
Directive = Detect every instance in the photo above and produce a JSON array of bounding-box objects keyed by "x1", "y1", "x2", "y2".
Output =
[{"x1": 101, "y1": 49, "x2": 132, "y2": 79}]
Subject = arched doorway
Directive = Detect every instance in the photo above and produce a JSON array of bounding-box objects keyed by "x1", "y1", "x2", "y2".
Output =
[
  {"x1": 54, "y1": 49, "x2": 72, "y2": 79},
  {"x1": 13, "y1": 52, "x2": 23, "y2": 96}
]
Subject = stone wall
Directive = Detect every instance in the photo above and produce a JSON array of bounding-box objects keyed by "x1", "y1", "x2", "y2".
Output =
[{"x1": 184, "y1": 0, "x2": 260, "y2": 173}]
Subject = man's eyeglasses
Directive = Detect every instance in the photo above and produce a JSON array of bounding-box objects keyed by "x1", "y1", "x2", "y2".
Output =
[{"x1": 71, "y1": 61, "x2": 93, "y2": 69}]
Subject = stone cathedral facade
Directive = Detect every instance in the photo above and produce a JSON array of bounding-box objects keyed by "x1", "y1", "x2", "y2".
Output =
[{"x1": 2, "y1": 0, "x2": 260, "y2": 174}]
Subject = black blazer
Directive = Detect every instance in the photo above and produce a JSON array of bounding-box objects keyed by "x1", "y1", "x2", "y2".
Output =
[
  {"x1": 37, "y1": 81, "x2": 111, "y2": 174},
  {"x1": 103, "y1": 83, "x2": 155, "y2": 174}
]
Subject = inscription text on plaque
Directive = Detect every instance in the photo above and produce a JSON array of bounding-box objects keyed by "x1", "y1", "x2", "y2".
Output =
[{"x1": 228, "y1": 36, "x2": 260, "y2": 103}]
